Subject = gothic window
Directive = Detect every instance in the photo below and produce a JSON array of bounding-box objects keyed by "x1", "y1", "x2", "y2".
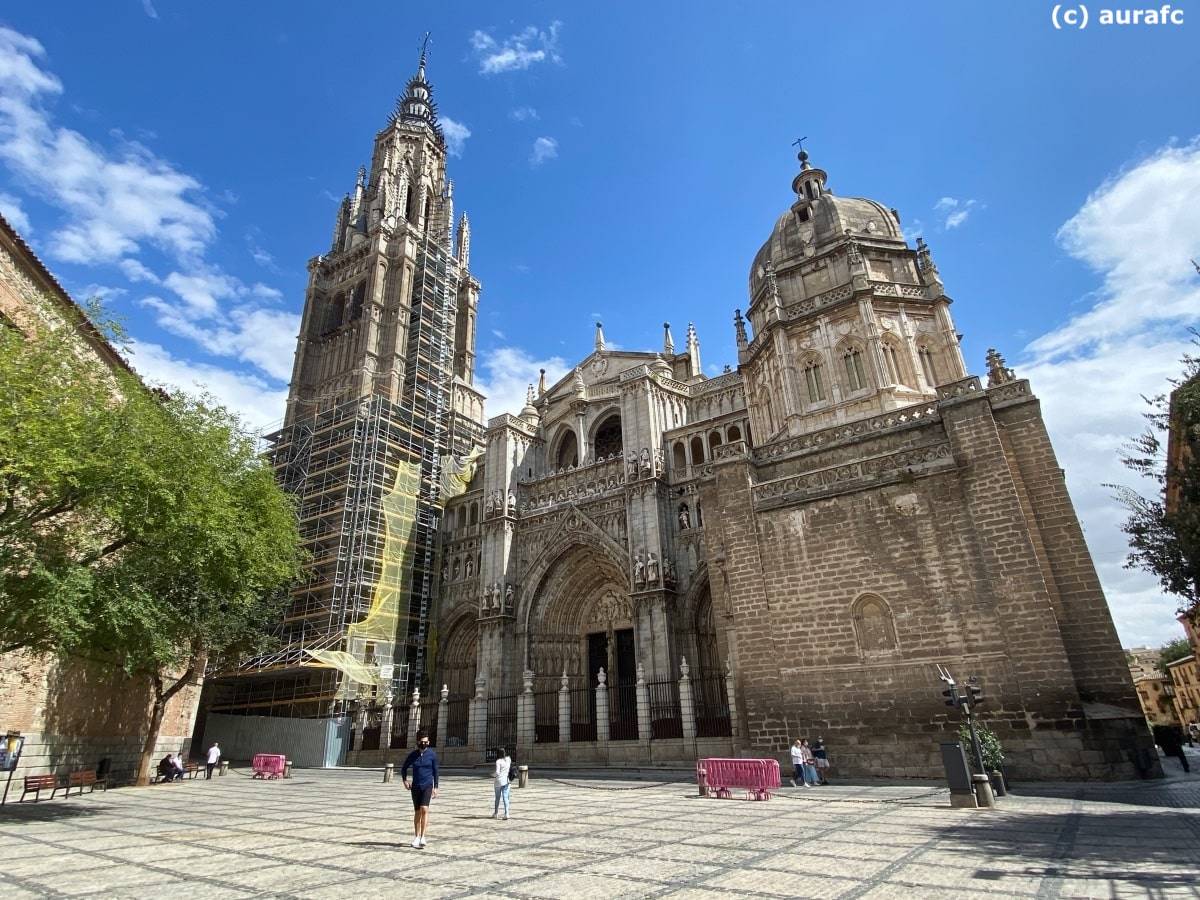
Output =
[
  {"x1": 852, "y1": 594, "x2": 898, "y2": 655},
  {"x1": 672, "y1": 442, "x2": 686, "y2": 470},
  {"x1": 469, "y1": 502, "x2": 479, "y2": 525},
  {"x1": 555, "y1": 430, "x2": 579, "y2": 469},
  {"x1": 696, "y1": 502, "x2": 705, "y2": 528},
  {"x1": 918, "y1": 345, "x2": 939, "y2": 387},
  {"x1": 452, "y1": 557, "x2": 461, "y2": 580},
  {"x1": 326, "y1": 293, "x2": 346, "y2": 333},
  {"x1": 690, "y1": 435, "x2": 705, "y2": 465},
  {"x1": 708, "y1": 431, "x2": 723, "y2": 455},
  {"x1": 803, "y1": 358, "x2": 826, "y2": 403},
  {"x1": 406, "y1": 188, "x2": 418, "y2": 223},
  {"x1": 843, "y1": 346, "x2": 868, "y2": 393},
  {"x1": 593, "y1": 414, "x2": 623, "y2": 460},
  {"x1": 727, "y1": 425, "x2": 742, "y2": 443},
  {"x1": 349, "y1": 282, "x2": 366, "y2": 321},
  {"x1": 881, "y1": 340, "x2": 904, "y2": 386}
]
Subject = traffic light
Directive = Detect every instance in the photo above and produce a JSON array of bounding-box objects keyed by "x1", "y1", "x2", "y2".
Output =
[
  {"x1": 966, "y1": 683, "x2": 984, "y2": 706},
  {"x1": 942, "y1": 686, "x2": 959, "y2": 707}
]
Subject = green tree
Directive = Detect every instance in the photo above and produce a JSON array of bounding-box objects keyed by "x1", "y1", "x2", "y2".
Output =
[
  {"x1": 1158, "y1": 638, "x2": 1192, "y2": 672},
  {"x1": 958, "y1": 721, "x2": 1005, "y2": 771},
  {"x1": 1110, "y1": 337, "x2": 1200, "y2": 613},
  {"x1": 0, "y1": 313, "x2": 302, "y2": 784}
]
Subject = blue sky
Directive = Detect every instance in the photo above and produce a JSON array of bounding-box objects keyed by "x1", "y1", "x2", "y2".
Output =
[{"x1": 1, "y1": 3, "x2": 1198, "y2": 647}]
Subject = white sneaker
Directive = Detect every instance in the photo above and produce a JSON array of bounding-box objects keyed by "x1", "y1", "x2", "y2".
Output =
[
  {"x1": 502, "y1": 814, "x2": 508, "y2": 820},
  {"x1": 410, "y1": 837, "x2": 421, "y2": 848},
  {"x1": 418, "y1": 837, "x2": 426, "y2": 848}
]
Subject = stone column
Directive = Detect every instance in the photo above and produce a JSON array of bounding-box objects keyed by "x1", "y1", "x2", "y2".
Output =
[
  {"x1": 558, "y1": 670, "x2": 571, "y2": 745},
  {"x1": 352, "y1": 705, "x2": 367, "y2": 751},
  {"x1": 517, "y1": 669, "x2": 536, "y2": 750},
  {"x1": 636, "y1": 661, "x2": 651, "y2": 748},
  {"x1": 595, "y1": 668, "x2": 610, "y2": 744},
  {"x1": 380, "y1": 694, "x2": 395, "y2": 751},
  {"x1": 725, "y1": 663, "x2": 740, "y2": 741},
  {"x1": 679, "y1": 657, "x2": 697, "y2": 742},
  {"x1": 436, "y1": 684, "x2": 449, "y2": 750},
  {"x1": 407, "y1": 688, "x2": 421, "y2": 743},
  {"x1": 469, "y1": 675, "x2": 488, "y2": 751}
]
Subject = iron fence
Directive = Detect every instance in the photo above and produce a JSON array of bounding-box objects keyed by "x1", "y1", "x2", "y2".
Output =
[
  {"x1": 570, "y1": 686, "x2": 596, "y2": 742},
  {"x1": 647, "y1": 678, "x2": 682, "y2": 739},
  {"x1": 693, "y1": 673, "x2": 732, "y2": 738},
  {"x1": 420, "y1": 700, "x2": 440, "y2": 745},
  {"x1": 486, "y1": 692, "x2": 518, "y2": 750},
  {"x1": 534, "y1": 690, "x2": 559, "y2": 743},
  {"x1": 390, "y1": 704, "x2": 409, "y2": 749},
  {"x1": 444, "y1": 696, "x2": 470, "y2": 747},
  {"x1": 609, "y1": 681, "x2": 639, "y2": 741}
]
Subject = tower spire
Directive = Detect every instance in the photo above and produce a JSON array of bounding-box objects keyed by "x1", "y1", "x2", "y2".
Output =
[
  {"x1": 663, "y1": 322, "x2": 675, "y2": 354},
  {"x1": 391, "y1": 34, "x2": 443, "y2": 144},
  {"x1": 594, "y1": 321, "x2": 606, "y2": 352}
]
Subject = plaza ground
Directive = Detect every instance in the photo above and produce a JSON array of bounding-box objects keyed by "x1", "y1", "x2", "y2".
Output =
[{"x1": 1, "y1": 759, "x2": 1199, "y2": 899}]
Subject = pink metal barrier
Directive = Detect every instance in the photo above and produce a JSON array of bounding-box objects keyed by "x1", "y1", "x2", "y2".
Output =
[
  {"x1": 252, "y1": 753, "x2": 286, "y2": 779},
  {"x1": 697, "y1": 757, "x2": 781, "y2": 801}
]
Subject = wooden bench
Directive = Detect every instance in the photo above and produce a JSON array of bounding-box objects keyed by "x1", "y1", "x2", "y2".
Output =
[
  {"x1": 20, "y1": 773, "x2": 62, "y2": 802},
  {"x1": 183, "y1": 762, "x2": 201, "y2": 779},
  {"x1": 67, "y1": 769, "x2": 106, "y2": 796}
]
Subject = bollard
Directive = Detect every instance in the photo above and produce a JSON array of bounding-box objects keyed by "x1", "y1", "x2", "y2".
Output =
[
  {"x1": 517, "y1": 765, "x2": 529, "y2": 788},
  {"x1": 989, "y1": 770, "x2": 1007, "y2": 797},
  {"x1": 219, "y1": 760, "x2": 229, "y2": 776},
  {"x1": 283, "y1": 759, "x2": 293, "y2": 779},
  {"x1": 697, "y1": 767, "x2": 708, "y2": 797},
  {"x1": 383, "y1": 763, "x2": 394, "y2": 784},
  {"x1": 972, "y1": 773, "x2": 996, "y2": 809}
]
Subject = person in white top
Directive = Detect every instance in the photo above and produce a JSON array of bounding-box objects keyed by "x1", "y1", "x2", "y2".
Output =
[
  {"x1": 492, "y1": 747, "x2": 512, "y2": 820},
  {"x1": 789, "y1": 738, "x2": 806, "y2": 787},
  {"x1": 205, "y1": 742, "x2": 221, "y2": 780}
]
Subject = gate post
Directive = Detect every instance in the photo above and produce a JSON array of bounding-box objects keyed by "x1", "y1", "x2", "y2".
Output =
[
  {"x1": 679, "y1": 657, "x2": 697, "y2": 742},
  {"x1": 352, "y1": 703, "x2": 367, "y2": 751},
  {"x1": 636, "y1": 661, "x2": 651, "y2": 749},
  {"x1": 380, "y1": 695, "x2": 395, "y2": 751},
  {"x1": 437, "y1": 684, "x2": 449, "y2": 749},
  {"x1": 558, "y1": 670, "x2": 571, "y2": 744},
  {"x1": 518, "y1": 669, "x2": 536, "y2": 750},
  {"x1": 595, "y1": 667, "x2": 610, "y2": 744},
  {"x1": 407, "y1": 688, "x2": 421, "y2": 744},
  {"x1": 725, "y1": 662, "x2": 740, "y2": 741},
  {"x1": 469, "y1": 675, "x2": 487, "y2": 751}
]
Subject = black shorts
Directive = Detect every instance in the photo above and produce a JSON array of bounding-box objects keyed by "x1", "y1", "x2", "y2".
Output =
[{"x1": 411, "y1": 786, "x2": 433, "y2": 809}]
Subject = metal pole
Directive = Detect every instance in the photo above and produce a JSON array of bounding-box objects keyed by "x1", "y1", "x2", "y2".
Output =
[
  {"x1": 1, "y1": 736, "x2": 25, "y2": 806},
  {"x1": 963, "y1": 702, "x2": 987, "y2": 775}
]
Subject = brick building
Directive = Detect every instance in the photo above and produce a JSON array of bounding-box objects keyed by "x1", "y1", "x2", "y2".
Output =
[
  {"x1": 0, "y1": 214, "x2": 203, "y2": 782},
  {"x1": 1166, "y1": 654, "x2": 1200, "y2": 731}
]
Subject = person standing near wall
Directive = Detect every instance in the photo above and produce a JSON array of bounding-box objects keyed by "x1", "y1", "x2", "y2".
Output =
[
  {"x1": 492, "y1": 747, "x2": 512, "y2": 820},
  {"x1": 205, "y1": 742, "x2": 220, "y2": 779},
  {"x1": 401, "y1": 730, "x2": 439, "y2": 848}
]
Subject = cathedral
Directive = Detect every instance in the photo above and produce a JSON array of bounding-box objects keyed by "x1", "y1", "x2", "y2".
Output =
[{"x1": 205, "y1": 49, "x2": 1155, "y2": 780}]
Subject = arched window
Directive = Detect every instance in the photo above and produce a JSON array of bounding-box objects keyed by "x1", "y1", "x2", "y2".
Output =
[
  {"x1": 690, "y1": 435, "x2": 705, "y2": 465},
  {"x1": 918, "y1": 345, "x2": 939, "y2": 387},
  {"x1": 349, "y1": 281, "x2": 367, "y2": 321},
  {"x1": 468, "y1": 502, "x2": 479, "y2": 525},
  {"x1": 672, "y1": 442, "x2": 687, "y2": 470},
  {"x1": 843, "y1": 346, "x2": 868, "y2": 393},
  {"x1": 708, "y1": 431, "x2": 723, "y2": 454},
  {"x1": 803, "y1": 357, "x2": 826, "y2": 403},
  {"x1": 555, "y1": 430, "x2": 579, "y2": 469},
  {"x1": 852, "y1": 594, "x2": 898, "y2": 655},
  {"x1": 326, "y1": 293, "x2": 346, "y2": 333},
  {"x1": 593, "y1": 414, "x2": 623, "y2": 460},
  {"x1": 727, "y1": 425, "x2": 742, "y2": 443},
  {"x1": 406, "y1": 188, "x2": 418, "y2": 223},
  {"x1": 881, "y1": 340, "x2": 904, "y2": 386},
  {"x1": 696, "y1": 502, "x2": 705, "y2": 528}
]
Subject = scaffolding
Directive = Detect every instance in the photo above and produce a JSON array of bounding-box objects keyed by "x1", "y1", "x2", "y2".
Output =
[{"x1": 206, "y1": 227, "x2": 478, "y2": 717}]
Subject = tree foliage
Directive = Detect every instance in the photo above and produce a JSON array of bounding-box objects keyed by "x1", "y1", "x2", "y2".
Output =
[
  {"x1": 958, "y1": 721, "x2": 1005, "y2": 771},
  {"x1": 1158, "y1": 638, "x2": 1193, "y2": 672},
  {"x1": 1110, "y1": 336, "x2": 1200, "y2": 613},
  {"x1": 0, "y1": 309, "x2": 303, "y2": 780}
]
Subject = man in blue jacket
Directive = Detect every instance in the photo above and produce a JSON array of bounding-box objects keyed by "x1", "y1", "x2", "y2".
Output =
[{"x1": 401, "y1": 730, "x2": 439, "y2": 848}]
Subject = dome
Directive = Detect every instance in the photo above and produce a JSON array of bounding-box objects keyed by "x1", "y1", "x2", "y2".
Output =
[{"x1": 748, "y1": 156, "x2": 904, "y2": 299}]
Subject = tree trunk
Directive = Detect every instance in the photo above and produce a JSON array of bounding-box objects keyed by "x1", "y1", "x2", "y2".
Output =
[{"x1": 135, "y1": 651, "x2": 204, "y2": 786}]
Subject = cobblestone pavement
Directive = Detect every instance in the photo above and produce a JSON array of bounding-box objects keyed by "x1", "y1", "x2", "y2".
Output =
[{"x1": 1, "y1": 767, "x2": 1198, "y2": 899}]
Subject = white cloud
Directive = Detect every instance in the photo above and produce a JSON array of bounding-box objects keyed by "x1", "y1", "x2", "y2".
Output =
[
  {"x1": 509, "y1": 106, "x2": 539, "y2": 122},
  {"x1": 141, "y1": 0, "x2": 159, "y2": 19},
  {"x1": 250, "y1": 282, "x2": 282, "y2": 301},
  {"x1": 1018, "y1": 138, "x2": 1200, "y2": 647},
  {"x1": 530, "y1": 136, "x2": 558, "y2": 167},
  {"x1": 77, "y1": 282, "x2": 126, "y2": 302},
  {"x1": 119, "y1": 257, "x2": 160, "y2": 284},
  {"x1": 123, "y1": 339, "x2": 289, "y2": 433},
  {"x1": 0, "y1": 190, "x2": 31, "y2": 233},
  {"x1": 470, "y1": 22, "x2": 563, "y2": 75},
  {"x1": 0, "y1": 27, "x2": 216, "y2": 266},
  {"x1": 162, "y1": 267, "x2": 239, "y2": 317},
  {"x1": 476, "y1": 346, "x2": 569, "y2": 419},
  {"x1": 440, "y1": 116, "x2": 471, "y2": 158},
  {"x1": 933, "y1": 196, "x2": 977, "y2": 229}
]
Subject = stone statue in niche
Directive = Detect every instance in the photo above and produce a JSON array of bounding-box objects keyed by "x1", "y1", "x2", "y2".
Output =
[
  {"x1": 452, "y1": 558, "x2": 460, "y2": 580},
  {"x1": 663, "y1": 557, "x2": 676, "y2": 584},
  {"x1": 627, "y1": 450, "x2": 639, "y2": 477},
  {"x1": 633, "y1": 553, "x2": 646, "y2": 584},
  {"x1": 639, "y1": 448, "x2": 652, "y2": 476},
  {"x1": 647, "y1": 552, "x2": 660, "y2": 583},
  {"x1": 484, "y1": 492, "x2": 495, "y2": 516},
  {"x1": 654, "y1": 448, "x2": 664, "y2": 475},
  {"x1": 465, "y1": 557, "x2": 474, "y2": 578},
  {"x1": 504, "y1": 583, "x2": 514, "y2": 611},
  {"x1": 678, "y1": 504, "x2": 691, "y2": 530},
  {"x1": 507, "y1": 491, "x2": 517, "y2": 514}
]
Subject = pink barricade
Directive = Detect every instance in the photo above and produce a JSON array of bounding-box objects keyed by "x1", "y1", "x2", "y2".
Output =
[
  {"x1": 697, "y1": 757, "x2": 781, "y2": 801},
  {"x1": 252, "y1": 753, "x2": 286, "y2": 779}
]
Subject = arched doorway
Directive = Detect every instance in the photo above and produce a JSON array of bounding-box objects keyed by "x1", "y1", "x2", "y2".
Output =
[{"x1": 437, "y1": 614, "x2": 477, "y2": 747}]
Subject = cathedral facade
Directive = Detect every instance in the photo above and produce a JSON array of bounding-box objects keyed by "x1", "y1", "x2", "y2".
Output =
[{"x1": 432, "y1": 149, "x2": 1156, "y2": 780}]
